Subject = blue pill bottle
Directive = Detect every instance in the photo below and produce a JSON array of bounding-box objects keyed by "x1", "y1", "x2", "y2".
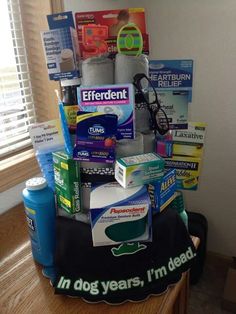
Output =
[{"x1": 22, "y1": 177, "x2": 56, "y2": 268}]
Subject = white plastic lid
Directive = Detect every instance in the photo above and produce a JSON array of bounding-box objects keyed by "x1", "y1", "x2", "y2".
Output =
[
  {"x1": 26, "y1": 177, "x2": 47, "y2": 191},
  {"x1": 61, "y1": 48, "x2": 73, "y2": 59},
  {"x1": 61, "y1": 78, "x2": 81, "y2": 87}
]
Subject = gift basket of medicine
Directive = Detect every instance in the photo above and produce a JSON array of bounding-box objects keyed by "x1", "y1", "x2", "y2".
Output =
[{"x1": 22, "y1": 9, "x2": 205, "y2": 304}]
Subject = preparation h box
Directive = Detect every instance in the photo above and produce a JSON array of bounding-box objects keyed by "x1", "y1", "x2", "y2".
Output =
[{"x1": 164, "y1": 156, "x2": 201, "y2": 190}]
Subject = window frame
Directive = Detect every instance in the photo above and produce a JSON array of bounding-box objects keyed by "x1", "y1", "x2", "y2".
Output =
[{"x1": 0, "y1": 0, "x2": 64, "y2": 192}]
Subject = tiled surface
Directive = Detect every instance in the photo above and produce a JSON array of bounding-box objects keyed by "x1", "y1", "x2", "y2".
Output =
[{"x1": 189, "y1": 254, "x2": 234, "y2": 314}]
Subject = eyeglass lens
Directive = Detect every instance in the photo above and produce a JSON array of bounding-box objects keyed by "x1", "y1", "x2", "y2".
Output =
[{"x1": 155, "y1": 109, "x2": 169, "y2": 133}]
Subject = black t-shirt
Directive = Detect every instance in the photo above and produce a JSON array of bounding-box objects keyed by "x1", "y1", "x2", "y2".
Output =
[{"x1": 54, "y1": 207, "x2": 196, "y2": 304}]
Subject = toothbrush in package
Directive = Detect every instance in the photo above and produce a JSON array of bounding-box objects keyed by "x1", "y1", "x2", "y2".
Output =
[{"x1": 55, "y1": 89, "x2": 73, "y2": 157}]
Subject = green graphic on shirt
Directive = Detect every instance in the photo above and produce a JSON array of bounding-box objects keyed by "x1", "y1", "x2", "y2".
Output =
[{"x1": 111, "y1": 242, "x2": 147, "y2": 257}]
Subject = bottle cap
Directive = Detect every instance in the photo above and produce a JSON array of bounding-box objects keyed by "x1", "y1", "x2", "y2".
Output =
[
  {"x1": 61, "y1": 78, "x2": 81, "y2": 87},
  {"x1": 26, "y1": 177, "x2": 47, "y2": 191}
]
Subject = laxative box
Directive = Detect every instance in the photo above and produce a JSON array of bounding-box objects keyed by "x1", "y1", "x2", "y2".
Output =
[
  {"x1": 90, "y1": 182, "x2": 152, "y2": 247},
  {"x1": 164, "y1": 156, "x2": 201, "y2": 190},
  {"x1": 77, "y1": 84, "x2": 135, "y2": 140},
  {"x1": 41, "y1": 12, "x2": 80, "y2": 80},
  {"x1": 172, "y1": 122, "x2": 207, "y2": 158},
  {"x1": 115, "y1": 153, "x2": 164, "y2": 188},
  {"x1": 148, "y1": 169, "x2": 177, "y2": 212},
  {"x1": 53, "y1": 151, "x2": 81, "y2": 214}
]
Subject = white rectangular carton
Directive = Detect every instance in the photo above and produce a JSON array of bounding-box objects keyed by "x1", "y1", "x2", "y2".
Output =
[{"x1": 115, "y1": 153, "x2": 164, "y2": 188}]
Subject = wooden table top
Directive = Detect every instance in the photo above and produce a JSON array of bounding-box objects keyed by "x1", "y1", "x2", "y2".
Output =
[{"x1": 0, "y1": 203, "x2": 199, "y2": 314}]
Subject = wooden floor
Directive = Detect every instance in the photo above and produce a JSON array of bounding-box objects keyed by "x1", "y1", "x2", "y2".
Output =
[
  {"x1": 0, "y1": 203, "x2": 198, "y2": 314},
  {"x1": 189, "y1": 253, "x2": 233, "y2": 314}
]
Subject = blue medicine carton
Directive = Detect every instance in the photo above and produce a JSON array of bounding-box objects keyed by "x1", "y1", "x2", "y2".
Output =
[{"x1": 148, "y1": 169, "x2": 177, "y2": 212}]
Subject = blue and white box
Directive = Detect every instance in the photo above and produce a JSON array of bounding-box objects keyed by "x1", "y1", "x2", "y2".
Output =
[
  {"x1": 148, "y1": 169, "x2": 177, "y2": 212},
  {"x1": 90, "y1": 182, "x2": 152, "y2": 247},
  {"x1": 149, "y1": 59, "x2": 194, "y2": 101},
  {"x1": 41, "y1": 12, "x2": 80, "y2": 81},
  {"x1": 77, "y1": 84, "x2": 135, "y2": 140}
]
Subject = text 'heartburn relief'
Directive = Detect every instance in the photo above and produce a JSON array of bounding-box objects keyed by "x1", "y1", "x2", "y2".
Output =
[{"x1": 56, "y1": 246, "x2": 196, "y2": 296}]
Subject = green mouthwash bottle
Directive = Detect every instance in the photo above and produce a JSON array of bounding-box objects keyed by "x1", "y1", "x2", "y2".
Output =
[{"x1": 171, "y1": 191, "x2": 188, "y2": 229}]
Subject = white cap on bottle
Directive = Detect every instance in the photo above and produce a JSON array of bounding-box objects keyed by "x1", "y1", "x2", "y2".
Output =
[
  {"x1": 61, "y1": 78, "x2": 81, "y2": 87},
  {"x1": 26, "y1": 177, "x2": 47, "y2": 190}
]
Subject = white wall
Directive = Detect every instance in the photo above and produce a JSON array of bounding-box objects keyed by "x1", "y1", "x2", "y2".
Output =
[{"x1": 65, "y1": 0, "x2": 236, "y2": 256}]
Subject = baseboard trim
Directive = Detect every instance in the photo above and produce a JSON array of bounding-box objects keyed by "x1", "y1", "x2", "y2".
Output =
[{"x1": 207, "y1": 250, "x2": 233, "y2": 262}]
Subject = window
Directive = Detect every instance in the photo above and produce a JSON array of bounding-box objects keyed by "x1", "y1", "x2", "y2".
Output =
[
  {"x1": 0, "y1": 0, "x2": 36, "y2": 159},
  {"x1": 0, "y1": 0, "x2": 62, "y2": 192}
]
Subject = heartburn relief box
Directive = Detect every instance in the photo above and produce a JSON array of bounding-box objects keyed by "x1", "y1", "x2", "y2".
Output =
[
  {"x1": 53, "y1": 151, "x2": 81, "y2": 214},
  {"x1": 115, "y1": 152, "x2": 164, "y2": 188},
  {"x1": 90, "y1": 182, "x2": 152, "y2": 247},
  {"x1": 41, "y1": 12, "x2": 80, "y2": 80}
]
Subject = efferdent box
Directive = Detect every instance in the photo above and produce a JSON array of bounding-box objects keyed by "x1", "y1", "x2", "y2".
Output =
[
  {"x1": 115, "y1": 152, "x2": 164, "y2": 188},
  {"x1": 148, "y1": 169, "x2": 177, "y2": 212},
  {"x1": 77, "y1": 84, "x2": 135, "y2": 140},
  {"x1": 90, "y1": 182, "x2": 152, "y2": 247},
  {"x1": 53, "y1": 151, "x2": 81, "y2": 214}
]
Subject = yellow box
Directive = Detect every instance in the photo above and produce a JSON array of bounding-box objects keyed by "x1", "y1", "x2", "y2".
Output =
[
  {"x1": 173, "y1": 142, "x2": 203, "y2": 157},
  {"x1": 172, "y1": 122, "x2": 206, "y2": 158},
  {"x1": 164, "y1": 156, "x2": 201, "y2": 190}
]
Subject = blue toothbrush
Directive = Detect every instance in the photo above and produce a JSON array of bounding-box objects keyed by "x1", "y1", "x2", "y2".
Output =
[{"x1": 55, "y1": 90, "x2": 73, "y2": 157}]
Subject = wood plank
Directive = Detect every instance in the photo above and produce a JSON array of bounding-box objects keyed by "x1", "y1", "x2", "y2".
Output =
[
  {"x1": 0, "y1": 203, "x2": 28, "y2": 258},
  {"x1": 0, "y1": 151, "x2": 40, "y2": 192}
]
